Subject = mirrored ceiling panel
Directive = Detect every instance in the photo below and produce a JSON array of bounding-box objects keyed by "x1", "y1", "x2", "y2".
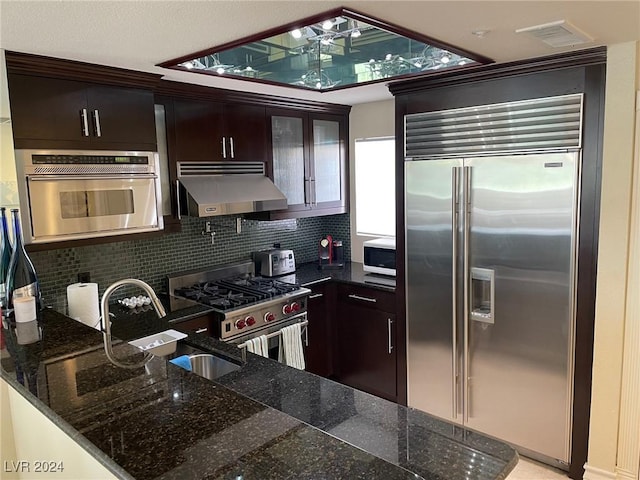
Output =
[{"x1": 159, "y1": 8, "x2": 491, "y2": 92}]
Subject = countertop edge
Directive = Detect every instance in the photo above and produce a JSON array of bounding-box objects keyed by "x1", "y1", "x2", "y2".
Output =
[
  {"x1": 1, "y1": 367, "x2": 134, "y2": 480},
  {"x1": 295, "y1": 261, "x2": 396, "y2": 292}
]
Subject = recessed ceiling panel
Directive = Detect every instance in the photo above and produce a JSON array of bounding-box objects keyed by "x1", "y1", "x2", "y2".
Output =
[{"x1": 158, "y1": 8, "x2": 492, "y2": 92}]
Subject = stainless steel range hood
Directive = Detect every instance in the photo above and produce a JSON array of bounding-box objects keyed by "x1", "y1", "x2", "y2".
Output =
[{"x1": 177, "y1": 162, "x2": 287, "y2": 217}]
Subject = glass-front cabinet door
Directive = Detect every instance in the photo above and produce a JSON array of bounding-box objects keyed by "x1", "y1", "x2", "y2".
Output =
[
  {"x1": 268, "y1": 110, "x2": 347, "y2": 218},
  {"x1": 312, "y1": 116, "x2": 344, "y2": 208},
  {"x1": 271, "y1": 113, "x2": 308, "y2": 212}
]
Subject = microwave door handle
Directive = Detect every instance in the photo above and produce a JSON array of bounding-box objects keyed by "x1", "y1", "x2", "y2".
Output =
[{"x1": 28, "y1": 174, "x2": 158, "y2": 181}]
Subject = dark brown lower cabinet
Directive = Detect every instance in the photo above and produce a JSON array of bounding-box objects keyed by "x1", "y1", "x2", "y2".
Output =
[
  {"x1": 304, "y1": 282, "x2": 333, "y2": 377},
  {"x1": 334, "y1": 286, "x2": 397, "y2": 402}
]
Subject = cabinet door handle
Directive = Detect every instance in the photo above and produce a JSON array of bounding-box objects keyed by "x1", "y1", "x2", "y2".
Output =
[
  {"x1": 92, "y1": 109, "x2": 102, "y2": 137},
  {"x1": 348, "y1": 294, "x2": 377, "y2": 303},
  {"x1": 175, "y1": 179, "x2": 182, "y2": 220},
  {"x1": 195, "y1": 327, "x2": 208, "y2": 334},
  {"x1": 310, "y1": 178, "x2": 317, "y2": 206},
  {"x1": 222, "y1": 137, "x2": 227, "y2": 158},
  {"x1": 229, "y1": 137, "x2": 235, "y2": 158},
  {"x1": 80, "y1": 108, "x2": 89, "y2": 136},
  {"x1": 304, "y1": 178, "x2": 311, "y2": 205},
  {"x1": 309, "y1": 293, "x2": 324, "y2": 299},
  {"x1": 387, "y1": 318, "x2": 393, "y2": 354}
]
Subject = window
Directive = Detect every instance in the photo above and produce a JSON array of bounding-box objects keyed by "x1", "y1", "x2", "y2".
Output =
[{"x1": 355, "y1": 137, "x2": 395, "y2": 237}]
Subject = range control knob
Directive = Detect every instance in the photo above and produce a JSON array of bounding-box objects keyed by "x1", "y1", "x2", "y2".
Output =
[
  {"x1": 291, "y1": 302, "x2": 300, "y2": 312},
  {"x1": 283, "y1": 304, "x2": 292, "y2": 315},
  {"x1": 245, "y1": 316, "x2": 256, "y2": 326},
  {"x1": 264, "y1": 312, "x2": 275, "y2": 323},
  {"x1": 235, "y1": 319, "x2": 247, "y2": 330}
]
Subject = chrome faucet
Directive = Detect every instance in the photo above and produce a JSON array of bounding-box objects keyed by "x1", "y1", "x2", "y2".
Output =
[{"x1": 100, "y1": 279, "x2": 167, "y2": 369}]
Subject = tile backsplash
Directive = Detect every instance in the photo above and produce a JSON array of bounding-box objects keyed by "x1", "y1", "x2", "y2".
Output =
[{"x1": 31, "y1": 214, "x2": 351, "y2": 313}]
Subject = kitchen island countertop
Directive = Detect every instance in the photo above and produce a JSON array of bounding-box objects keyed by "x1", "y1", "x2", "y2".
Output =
[{"x1": 1, "y1": 308, "x2": 517, "y2": 480}]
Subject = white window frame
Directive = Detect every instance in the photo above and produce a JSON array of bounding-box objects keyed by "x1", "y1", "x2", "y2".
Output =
[{"x1": 354, "y1": 136, "x2": 396, "y2": 238}]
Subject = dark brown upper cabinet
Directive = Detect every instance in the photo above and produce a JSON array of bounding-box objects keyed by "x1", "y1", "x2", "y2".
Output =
[
  {"x1": 172, "y1": 99, "x2": 266, "y2": 162},
  {"x1": 8, "y1": 75, "x2": 157, "y2": 151},
  {"x1": 5, "y1": 51, "x2": 160, "y2": 151}
]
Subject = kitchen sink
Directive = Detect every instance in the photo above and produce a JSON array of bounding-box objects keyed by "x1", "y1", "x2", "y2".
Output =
[{"x1": 169, "y1": 342, "x2": 242, "y2": 380}]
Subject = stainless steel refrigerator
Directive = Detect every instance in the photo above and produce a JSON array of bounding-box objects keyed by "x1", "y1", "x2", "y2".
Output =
[{"x1": 405, "y1": 94, "x2": 583, "y2": 466}]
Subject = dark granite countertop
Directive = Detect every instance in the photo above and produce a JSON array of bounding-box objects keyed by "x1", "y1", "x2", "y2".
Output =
[
  {"x1": 283, "y1": 261, "x2": 396, "y2": 291},
  {"x1": 1, "y1": 306, "x2": 517, "y2": 480}
]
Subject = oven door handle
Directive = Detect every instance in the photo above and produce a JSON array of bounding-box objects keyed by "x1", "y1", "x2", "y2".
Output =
[{"x1": 28, "y1": 174, "x2": 158, "y2": 181}]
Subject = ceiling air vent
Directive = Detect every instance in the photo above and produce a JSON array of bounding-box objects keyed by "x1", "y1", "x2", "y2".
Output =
[{"x1": 515, "y1": 20, "x2": 594, "y2": 48}]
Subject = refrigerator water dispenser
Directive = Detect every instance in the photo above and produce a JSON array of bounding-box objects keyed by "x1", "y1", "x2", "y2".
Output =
[{"x1": 471, "y1": 267, "x2": 495, "y2": 324}]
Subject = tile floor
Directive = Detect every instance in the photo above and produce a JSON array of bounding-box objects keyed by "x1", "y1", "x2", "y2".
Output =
[{"x1": 506, "y1": 457, "x2": 569, "y2": 479}]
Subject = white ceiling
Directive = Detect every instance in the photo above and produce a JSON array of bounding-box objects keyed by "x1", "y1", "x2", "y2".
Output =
[{"x1": 1, "y1": 1, "x2": 639, "y2": 106}]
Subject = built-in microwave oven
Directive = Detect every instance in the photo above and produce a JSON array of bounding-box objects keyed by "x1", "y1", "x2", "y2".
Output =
[
  {"x1": 15, "y1": 149, "x2": 163, "y2": 244},
  {"x1": 363, "y1": 238, "x2": 396, "y2": 276}
]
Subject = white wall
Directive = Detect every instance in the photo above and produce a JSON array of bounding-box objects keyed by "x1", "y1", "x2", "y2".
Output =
[
  {"x1": 1, "y1": 378, "x2": 119, "y2": 480},
  {"x1": 0, "y1": 49, "x2": 18, "y2": 209},
  {"x1": 349, "y1": 99, "x2": 395, "y2": 263},
  {"x1": 1, "y1": 377, "x2": 19, "y2": 480},
  {"x1": 585, "y1": 41, "x2": 640, "y2": 480}
]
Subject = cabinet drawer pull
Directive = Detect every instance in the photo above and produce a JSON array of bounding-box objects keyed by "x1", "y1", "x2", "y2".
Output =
[
  {"x1": 195, "y1": 327, "x2": 208, "y2": 334},
  {"x1": 222, "y1": 137, "x2": 227, "y2": 158},
  {"x1": 309, "y1": 293, "x2": 324, "y2": 299},
  {"x1": 80, "y1": 108, "x2": 89, "y2": 136},
  {"x1": 92, "y1": 109, "x2": 102, "y2": 137},
  {"x1": 388, "y1": 318, "x2": 393, "y2": 354},
  {"x1": 348, "y1": 294, "x2": 377, "y2": 303},
  {"x1": 229, "y1": 136, "x2": 235, "y2": 158}
]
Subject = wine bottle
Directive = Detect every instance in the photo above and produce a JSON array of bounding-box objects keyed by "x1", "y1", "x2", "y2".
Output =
[
  {"x1": 0, "y1": 207, "x2": 12, "y2": 309},
  {"x1": 5, "y1": 209, "x2": 42, "y2": 320}
]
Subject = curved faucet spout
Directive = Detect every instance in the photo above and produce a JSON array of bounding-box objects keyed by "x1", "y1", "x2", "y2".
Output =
[{"x1": 101, "y1": 279, "x2": 166, "y2": 369}]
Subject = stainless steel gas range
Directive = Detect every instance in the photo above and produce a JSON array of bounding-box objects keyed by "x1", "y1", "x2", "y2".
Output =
[{"x1": 166, "y1": 261, "x2": 310, "y2": 347}]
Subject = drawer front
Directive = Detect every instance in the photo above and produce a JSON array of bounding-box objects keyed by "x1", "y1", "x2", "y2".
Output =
[
  {"x1": 337, "y1": 283, "x2": 395, "y2": 313},
  {"x1": 172, "y1": 315, "x2": 212, "y2": 336}
]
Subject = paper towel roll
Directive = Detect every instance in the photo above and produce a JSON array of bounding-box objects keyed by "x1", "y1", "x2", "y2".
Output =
[{"x1": 67, "y1": 283, "x2": 100, "y2": 330}]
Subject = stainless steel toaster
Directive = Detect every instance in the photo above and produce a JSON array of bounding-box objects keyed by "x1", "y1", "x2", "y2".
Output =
[{"x1": 253, "y1": 249, "x2": 296, "y2": 277}]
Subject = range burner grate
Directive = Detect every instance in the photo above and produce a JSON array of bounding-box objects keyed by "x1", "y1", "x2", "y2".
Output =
[{"x1": 173, "y1": 276, "x2": 301, "y2": 311}]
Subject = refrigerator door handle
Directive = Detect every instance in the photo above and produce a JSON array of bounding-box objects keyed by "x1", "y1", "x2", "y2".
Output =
[
  {"x1": 451, "y1": 166, "x2": 460, "y2": 420},
  {"x1": 463, "y1": 165, "x2": 472, "y2": 423}
]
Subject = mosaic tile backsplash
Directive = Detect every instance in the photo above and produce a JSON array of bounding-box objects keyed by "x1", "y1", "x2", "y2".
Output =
[{"x1": 30, "y1": 214, "x2": 351, "y2": 313}]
